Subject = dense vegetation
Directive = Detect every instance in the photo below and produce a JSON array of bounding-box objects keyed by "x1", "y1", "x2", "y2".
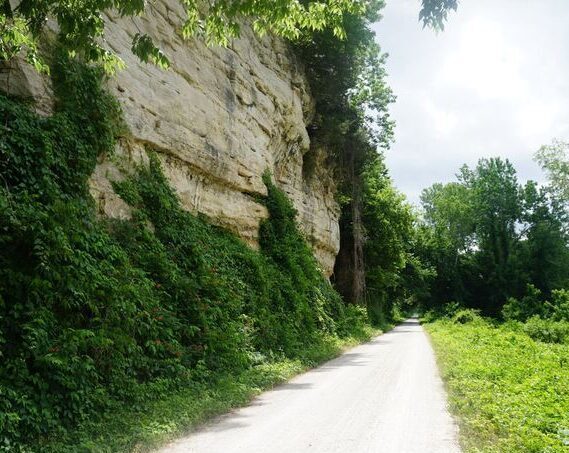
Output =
[
  {"x1": 416, "y1": 156, "x2": 569, "y2": 316},
  {"x1": 2, "y1": 0, "x2": 568, "y2": 450},
  {"x1": 419, "y1": 149, "x2": 569, "y2": 451},
  {"x1": 0, "y1": 53, "x2": 384, "y2": 450},
  {"x1": 0, "y1": 0, "x2": 451, "y2": 71},
  {"x1": 294, "y1": 0, "x2": 421, "y2": 328},
  {"x1": 426, "y1": 311, "x2": 569, "y2": 452},
  {"x1": 0, "y1": 0, "x2": 422, "y2": 448}
]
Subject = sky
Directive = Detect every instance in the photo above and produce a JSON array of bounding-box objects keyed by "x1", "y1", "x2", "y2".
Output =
[{"x1": 373, "y1": 0, "x2": 569, "y2": 205}]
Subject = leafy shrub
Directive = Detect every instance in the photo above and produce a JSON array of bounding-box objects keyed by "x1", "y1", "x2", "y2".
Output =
[
  {"x1": 501, "y1": 284, "x2": 545, "y2": 322},
  {"x1": 420, "y1": 310, "x2": 437, "y2": 323},
  {"x1": 1, "y1": 56, "x2": 127, "y2": 448},
  {"x1": 523, "y1": 316, "x2": 569, "y2": 344},
  {"x1": 451, "y1": 308, "x2": 483, "y2": 325},
  {"x1": 443, "y1": 301, "x2": 462, "y2": 318},
  {"x1": 427, "y1": 320, "x2": 569, "y2": 452},
  {"x1": 500, "y1": 319, "x2": 524, "y2": 333},
  {"x1": 547, "y1": 289, "x2": 569, "y2": 321},
  {"x1": 336, "y1": 305, "x2": 370, "y2": 338},
  {"x1": 419, "y1": 302, "x2": 461, "y2": 323}
]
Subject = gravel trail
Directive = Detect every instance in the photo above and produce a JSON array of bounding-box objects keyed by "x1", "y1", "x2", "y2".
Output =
[{"x1": 157, "y1": 319, "x2": 461, "y2": 453}]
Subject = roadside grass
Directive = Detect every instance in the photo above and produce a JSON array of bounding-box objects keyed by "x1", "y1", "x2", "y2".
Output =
[
  {"x1": 426, "y1": 319, "x2": 569, "y2": 452},
  {"x1": 38, "y1": 325, "x2": 381, "y2": 453}
]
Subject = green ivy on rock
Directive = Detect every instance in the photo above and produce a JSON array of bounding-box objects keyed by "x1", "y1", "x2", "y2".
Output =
[{"x1": 0, "y1": 55, "x2": 367, "y2": 451}]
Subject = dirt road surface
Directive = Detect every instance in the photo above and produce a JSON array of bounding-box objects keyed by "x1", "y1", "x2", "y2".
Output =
[{"x1": 157, "y1": 319, "x2": 461, "y2": 453}]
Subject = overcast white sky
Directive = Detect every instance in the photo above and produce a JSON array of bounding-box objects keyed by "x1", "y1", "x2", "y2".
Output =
[{"x1": 373, "y1": 0, "x2": 569, "y2": 204}]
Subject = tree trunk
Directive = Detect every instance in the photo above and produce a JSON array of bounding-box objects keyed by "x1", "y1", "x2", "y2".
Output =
[{"x1": 332, "y1": 149, "x2": 366, "y2": 305}]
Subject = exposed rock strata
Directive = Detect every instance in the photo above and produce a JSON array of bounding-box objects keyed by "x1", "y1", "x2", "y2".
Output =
[{"x1": 1, "y1": 0, "x2": 341, "y2": 275}]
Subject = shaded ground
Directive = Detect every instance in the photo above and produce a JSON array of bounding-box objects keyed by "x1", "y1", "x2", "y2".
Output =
[{"x1": 157, "y1": 319, "x2": 460, "y2": 453}]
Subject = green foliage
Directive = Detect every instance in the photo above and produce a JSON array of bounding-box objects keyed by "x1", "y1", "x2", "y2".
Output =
[
  {"x1": 294, "y1": 0, "x2": 398, "y2": 319},
  {"x1": 420, "y1": 181, "x2": 474, "y2": 253},
  {"x1": 502, "y1": 284, "x2": 545, "y2": 322},
  {"x1": 549, "y1": 289, "x2": 569, "y2": 321},
  {"x1": 418, "y1": 157, "x2": 569, "y2": 315},
  {"x1": 520, "y1": 180, "x2": 569, "y2": 296},
  {"x1": 0, "y1": 14, "x2": 48, "y2": 73},
  {"x1": 427, "y1": 319, "x2": 569, "y2": 452},
  {"x1": 1, "y1": 0, "x2": 370, "y2": 72},
  {"x1": 418, "y1": 181, "x2": 477, "y2": 308},
  {"x1": 438, "y1": 301, "x2": 463, "y2": 318},
  {"x1": 523, "y1": 317, "x2": 569, "y2": 345},
  {"x1": 1, "y1": 0, "x2": 459, "y2": 75},
  {"x1": 0, "y1": 56, "x2": 128, "y2": 449},
  {"x1": 450, "y1": 308, "x2": 483, "y2": 325},
  {"x1": 419, "y1": 0, "x2": 459, "y2": 30},
  {"x1": 40, "y1": 326, "x2": 379, "y2": 452},
  {"x1": 0, "y1": 57, "x2": 371, "y2": 450},
  {"x1": 361, "y1": 159, "x2": 419, "y2": 323},
  {"x1": 502, "y1": 287, "x2": 569, "y2": 343},
  {"x1": 460, "y1": 158, "x2": 521, "y2": 312},
  {"x1": 131, "y1": 34, "x2": 170, "y2": 69},
  {"x1": 420, "y1": 302, "x2": 477, "y2": 324},
  {"x1": 295, "y1": 1, "x2": 394, "y2": 166}
]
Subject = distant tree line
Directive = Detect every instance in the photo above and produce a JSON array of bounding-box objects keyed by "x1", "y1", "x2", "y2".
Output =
[{"x1": 415, "y1": 143, "x2": 569, "y2": 316}]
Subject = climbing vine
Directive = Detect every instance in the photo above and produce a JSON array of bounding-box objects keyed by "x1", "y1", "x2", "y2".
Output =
[{"x1": 0, "y1": 51, "x2": 367, "y2": 450}]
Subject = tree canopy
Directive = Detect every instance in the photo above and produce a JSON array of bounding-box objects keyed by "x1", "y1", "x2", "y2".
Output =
[
  {"x1": 0, "y1": 0, "x2": 369, "y2": 71},
  {"x1": 419, "y1": 0, "x2": 459, "y2": 30},
  {"x1": 415, "y1": 156, "x2": 569, "y2": 315},
  {"x1": 0, "y1": 0, "x2": 462, "y2": 73}
]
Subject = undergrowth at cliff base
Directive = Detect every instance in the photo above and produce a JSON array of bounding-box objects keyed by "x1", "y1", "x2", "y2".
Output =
[
  {"x1": 38, "y1": 332, "x2": 378, "y2": 452},
  {"x1": 425, "y1": 316, "x2": 569, "y2": 452},
  {"x1": 0, "y1": 57, "x2": 379, "y2": 452}
]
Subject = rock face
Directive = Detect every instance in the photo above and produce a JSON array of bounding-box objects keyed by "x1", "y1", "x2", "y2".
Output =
[{"x1": 2, "y1": 0, "x2": 341, "y2": 275}]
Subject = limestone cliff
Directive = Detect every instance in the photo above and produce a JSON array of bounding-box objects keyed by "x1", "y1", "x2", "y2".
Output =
[{"x1": 0, "y1": 0, "x2": 340, "y2": 275}]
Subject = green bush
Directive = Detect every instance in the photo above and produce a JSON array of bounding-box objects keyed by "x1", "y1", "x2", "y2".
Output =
[
  {"x1": 419, "y1": 302, "x2": 460, "y2": 323},
  {"x1": 523, "y1": 316, "x2": 569, "y2": 344},
  {"x1": 501, "y1": 284, "x2": 545, "y2": 322},
  {"x1": 443, "y1": 301, "x2": 462, "y2": 318},
  {"x1": 547, "y1": 289, "x2": 569, "y2": 321},
  {"x1": 419, "y1": 310, "x2": 437, "y2": 323},
  {"x1": 427, "y1": 320, "x2": 569, "y2": 452},
  {"x1": 0, "y1": 57, "x2": 362, "y2": 450},
  {"x1": 451, "y1": 308, "x2": 483, "y2": 325},
  {"x1": 336, "y1": 305, "x2": 370, "y2": 337},
  {"x1": 1, "y1": 57, "x2": 127, "y2": 448}
]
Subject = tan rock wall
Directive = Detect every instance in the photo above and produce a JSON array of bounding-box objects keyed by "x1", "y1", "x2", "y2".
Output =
[{"x1": 2, "y1": 0, "x2": 341, "y2": 275}]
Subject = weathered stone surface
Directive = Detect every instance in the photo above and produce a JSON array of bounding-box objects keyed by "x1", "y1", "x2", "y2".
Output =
[
  {"x1": 1, "y1": 0, "x2": 341, "y2": 275},
  {"x1": 0, "y1": 57, "x2": 54, "y2": 116}
]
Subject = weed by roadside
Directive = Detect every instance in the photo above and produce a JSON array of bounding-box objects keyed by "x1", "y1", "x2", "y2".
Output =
[{"x1": 426, "y1": 319, "x2": 569, "y2": 452}]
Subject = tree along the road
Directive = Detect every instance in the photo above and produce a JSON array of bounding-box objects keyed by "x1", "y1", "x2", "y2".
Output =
[
  {"x1": 416, "y1": 157, "x2": 569, "y2": 316},
  {"x1": 294, "y1": 0, "x2": 397, "y2": 310},
  {"x1": 361, "y1": 158, "x2": 416, "y2": 324},
  {"x1": 460, "y1": 158, "x2": 521, "y2": 313},
  {"x1": 535, "y1": 140, "x2": 569, "y2": 216}
]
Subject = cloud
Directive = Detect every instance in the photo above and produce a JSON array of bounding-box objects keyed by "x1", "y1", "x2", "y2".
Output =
[
  {"x1": 373, "y1": 0, "x2": 569, "y2": 205},
  {"x1": 421, "y1": 97, "x2": 459, "y2": 139},
  {"x1": 437, "y1": 18, "x2": 526, "y2": 100}
]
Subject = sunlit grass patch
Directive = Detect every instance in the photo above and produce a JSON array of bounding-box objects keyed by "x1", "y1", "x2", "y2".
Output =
[{"x1": 426, "y1": 319, "x2": 569, "y2": 452}]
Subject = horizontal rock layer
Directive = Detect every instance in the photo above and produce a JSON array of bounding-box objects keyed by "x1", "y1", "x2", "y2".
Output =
[{"x1": 2, "y1": 0, "x2": 341, "y2": 275}]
